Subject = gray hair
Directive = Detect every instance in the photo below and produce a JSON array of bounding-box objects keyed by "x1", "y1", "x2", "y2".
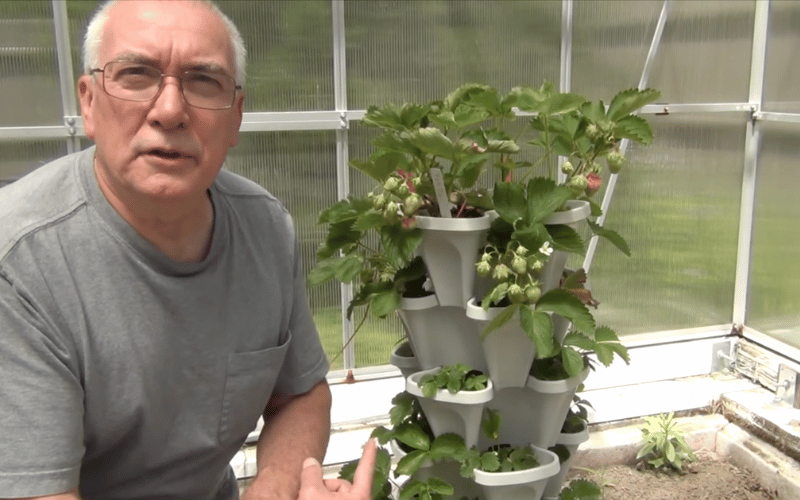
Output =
[{"x1": 82, "y1": 0, "x2": 247, "y2": 85}]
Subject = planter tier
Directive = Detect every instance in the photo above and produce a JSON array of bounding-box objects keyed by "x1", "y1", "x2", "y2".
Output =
[
  {"x1": 416, "y1": 214, "x2": 491, "y2": 308},
  {"x1": 466, "y1": 298, "x2": 537, "y2": 391},
  {"x1": 472, "y1": 445, "x2": 560, "y2": 500},
  {"x1": 398, "y1": 294, "x2": 488, "y2": 373},
  {"x1": 406, "y1": 368, "x2": 494, "y2": 450},
  {"x1": 482, "y1": 367, "x2": 590, "y2": 451},
  {"x1": 389, "y1": 341, "x2": 421, "y2": 380},
  {"x1": 542, "y1": 422, "x2": 590, "y2": 500}
]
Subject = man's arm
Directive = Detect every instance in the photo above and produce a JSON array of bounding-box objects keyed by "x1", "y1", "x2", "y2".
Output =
[{"x1": 242, "y1": 379, "x2": 333, "y2": 500}]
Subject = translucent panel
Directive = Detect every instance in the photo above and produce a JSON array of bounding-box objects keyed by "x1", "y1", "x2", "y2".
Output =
[
  {"x1": 219, "y1": 0, "x2": 334, "y2": 112},
  {"x1": 763, "y1": 1, "x2": 800, "y2": 112},
  {"x1": 588, "y1": 114, "x2": 744, "y2": 336},
  {"x1": 747, "y1": 121, "x2": 800, "y2": 349},
  {"x1": 67, "y1": 1, "x2": 102, "y2": 78},
  {"x1": 573, "y1": 1, "x2": 753, "y2": 103},
  {"x1": 0, "y1": 140, "x2": 69, "y2": 186},
  {"x1": 346, "y1": 0, "x2": 561, "y2": 108},
  {"x1": 223, "y1": 131, "x2": 343, "y2": 363},
  {"x1": 0, "y1": 1, "x2": 62, "y2": 126}
]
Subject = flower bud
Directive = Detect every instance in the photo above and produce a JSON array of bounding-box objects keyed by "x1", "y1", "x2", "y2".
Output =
[
  {"x1": 515, "y1": 244, "x2": 529, "y2": 256},
  {"x1": 585, "y1": 123, "x2": 601, "y2": 140}
]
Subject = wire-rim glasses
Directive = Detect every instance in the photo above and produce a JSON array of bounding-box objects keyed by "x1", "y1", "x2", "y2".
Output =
[{"x1": 90, "y1": 60, "x2": 241, "y2": 110}]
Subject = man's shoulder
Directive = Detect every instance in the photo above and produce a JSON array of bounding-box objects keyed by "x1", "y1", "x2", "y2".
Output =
[
  {"x1": 214, "y1": 168, "x2": 288, "y2": 214},
  {"x1": 0, "y1": 149, "x2": 90, "y2": 259}
]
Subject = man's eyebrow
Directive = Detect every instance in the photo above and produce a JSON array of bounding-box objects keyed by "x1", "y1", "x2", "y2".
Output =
[{"x1": 111, "y1": 52, "x2": 155, "y2": 65}]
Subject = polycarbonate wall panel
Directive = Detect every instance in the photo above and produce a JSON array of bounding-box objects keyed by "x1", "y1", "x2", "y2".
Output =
[
  {"x1": 223, "y1": 131, "x2": 344, "y2": 365},
  {"x1": 222, "y1": 0, "x2": 334, "y2": 112},
  {"x1": 573, "y1": 1, "x2": 753, "y2": 104},
  {"x1": 747, "y1": 121, "x2": 800, "y2": 349},
  {"x1": 763, "y1": 1, "x2": 800, "y2": 112},
  {"x1": 345, "y1": 0, "x2": 561, "y2": 108},
  {"x1": 588, "y1": 114, "x2": 744, "y2": 336},
  {"x1": 0, "y1": 2, "x2": 62, "y2": 126},
  {"x1": 0, "y1": 140, "x2": 69, "y2": 186},
  {"x1": 66, "y1": 1, "x2": 101, "y2": 78}
]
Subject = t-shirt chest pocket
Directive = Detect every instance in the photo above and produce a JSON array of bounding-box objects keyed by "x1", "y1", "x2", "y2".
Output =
[{"x1": 218, "y1": 333, "x2": 291, "y2": 446}]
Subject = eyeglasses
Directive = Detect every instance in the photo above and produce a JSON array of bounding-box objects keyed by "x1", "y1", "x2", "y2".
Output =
[{"x1": 90, "y1": 60, "x2": 241, "y2": 110}]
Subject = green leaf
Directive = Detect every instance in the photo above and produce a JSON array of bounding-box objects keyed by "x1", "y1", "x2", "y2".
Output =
[
  {"x1": 443, "y1": 83, "x2": 493, "y2": 111},
  {"x1": 481, "y1": 408, "x2": 502, "y2": 440},
  {"x1": 480, "y1": 303, "x2": 520, "y2": 339},
  {"x1": 613, "y1": 114, "x2": 655, "y2": 145},
  {"x1": 406, "y1": 127, "x2": 457, "y2": 160},
  {"x1": 334, "y1": 254, "x2": 365, "y2": 283},
  {"x1": 425, "y1": 477, "x2": 455, "y2": 496},
  {"x1": 395, "y1": 450, "x2": 429, "y2": 477},
  {"x1": 380, "y1": 224, "x2": 422, "y2": 268},
  {"x1": 587, "y1": 220, "x2": 631, "y2": 256},
  {"x1": 369, "y1": 289, "x2": 401, "y2": 319},
  {"x1": 519, "y1": 307, "x2": 556, "y2": 358},
  {"x1": 535, "y1": 289, "x2": 595, "y2": 333},
  {"x1": 546, "y1": 224, "x2": 585, "y2": 254},
  {"x1": 526, "y1": 177, "x2": 573, "y2": 224},
  {"x1": 394, "y1": 422, "x2": 431, "y2": 451},
  {"x1": 561, "y1": 479, "x2": 603, "y2": 500},
  {"x1": 307, "y1": 256, "x2": 344, "y2": 286},
  {"x1": 563, "y1": 331, "x2": 595, "y2": 351},
  {"x1": 492, "y1": 182, "x2": 527, "y2": 224},
  {"x1": 581, "y1": 100, "x2": 606, "y2": 123},
  {"x1": 561, "y1": 347, "x2": 586, "y2": 377},
  {"x1": 606, "y1": 88, "x2": 661, "y2": 122},
  {"x1": 539, "y1": 92, "x2": 586, "y2": 115},
  {"x1": 429, "y1": 433, "x2": 467, "y2": 461},
  {"x1": 595, "y1": 326, "x2": 631, "y2": 365},
  {"x1": 485, "y1": 139, "x2": 520, "y2": 154},
  {"x1": 480, "y1": 451, "x2": 501, "y2": 472}
]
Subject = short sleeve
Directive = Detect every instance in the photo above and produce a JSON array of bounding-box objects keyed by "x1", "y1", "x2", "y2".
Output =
[
  {"x1": 271, "y1": 223, "x2": 330, "y2": 396},
  {"x1": 0, "y1": 270, "x2": 84, "y2": 497}
]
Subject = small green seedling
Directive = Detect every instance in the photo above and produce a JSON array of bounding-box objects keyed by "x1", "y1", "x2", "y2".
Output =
[
  {"x1": 636, "y1": 412, "x2": 697, "y2": 471},
  {"x1": 418, "y1": 364, "x2": 488, "y2": 398},
  {"x1": 559, "y1": 478, "x2": 603, "y2": 500}
]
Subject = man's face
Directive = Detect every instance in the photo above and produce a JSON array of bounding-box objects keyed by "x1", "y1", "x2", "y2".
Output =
[{"x1": 78, "y1": 0, "x2": 244, "y2": 206}]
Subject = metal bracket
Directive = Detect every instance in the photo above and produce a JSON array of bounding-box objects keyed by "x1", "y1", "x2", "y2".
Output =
[
  {"x1": 775, "y1": 364, "x2": 799, "y2": 407},
  {"x1": 711, "y1": 339, "x2": 735, "y2": 373}
]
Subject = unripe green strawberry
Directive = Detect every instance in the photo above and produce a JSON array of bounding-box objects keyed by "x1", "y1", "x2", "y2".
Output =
[
  {"x1": 404, "y1": 193, "x2": 423, "y2": 214},
  {"x1": 525, "y1": 284, "x2": 541, "y2": 303},
  {"x1": 607, "y1": 151, "x2": 626, "y2": 173},
  {"x1": 585, "y1": 123, "x2": 601, "y2": 140},
  {"x1": 396, "y1": 182, "x2": 409, "y2": 197},
  {"x1": 508, "y1": 284, "x2": 525, "y2": 304},
  {"x1": 568, "y1": 174, "x2": 588, "y2": 196},
  {"x1": 383, "y1": 176, "x2": 401, "y2": 192},
  {"x1": 492, "y1": 263, "x2": 511, "y2": 280},
  {"x1": 371, "y1": 192, "x2": 387, "y2": 210},
  {"x1": 476, "y1": 260, "x2": 492, "y2": 277},
  {"x1": 383, "y1": 202, "x2": 399, "y2": 220},
  {"x1": 561, "y1": 161, "x2": 574, "y2": 175},
  {"x1": 511, "y1": 255, "x2": 527, "y2": 274}
]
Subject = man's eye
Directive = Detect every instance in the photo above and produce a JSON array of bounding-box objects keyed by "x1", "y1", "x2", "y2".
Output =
[{"x1": 117, "y1": 65, "x2": 156, "y2": 78}]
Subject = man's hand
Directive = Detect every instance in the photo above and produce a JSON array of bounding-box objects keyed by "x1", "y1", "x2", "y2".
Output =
[{"x1": 298, "y1": 439, "x2": 377, "y2": 500}]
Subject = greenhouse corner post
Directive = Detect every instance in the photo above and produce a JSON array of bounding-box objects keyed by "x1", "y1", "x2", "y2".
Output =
[
  {"x1": 331, "y1": 0, "x2": 356, "y2": 371},
  {"x1": 557, "y1": 0, "x2": 573, "y2": 184},
  {"x1": 582, "y1": 0, "x2": 671, "y2": 274},
  {"x1": 51, "y1": 0, "x2": 81, "y2": 154},
  {"x1": 733, "y1": 0, "x2": 770, "y2": 328}
]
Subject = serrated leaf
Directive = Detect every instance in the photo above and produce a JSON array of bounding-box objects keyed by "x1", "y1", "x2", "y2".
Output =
[
  {"x1": 561, "y1": 347, "x2": 586, "y2": 377},
  {"x1": 307, "y1": 256, "x2": 344, "y2": 286},
  {"x1": 429, "y1": 433, "x2": 467, "y2": 461},
  {"x1": 595, "y1": 326, "x2": 631, "y2": 365},
  {"x1": 526, "y1": 177, "x2": 573, "y2": 223},
  {"x1": 606, "y1": 88, "x2": 661, "y2": 122},
  {"x1": 394, "y1": 423, "x2": 431, "y2": 451},
  {"x1": 480, "y1": 451, "x2": 501, "y2": 472},
  {"x1": 492, "y1": 181, "x2": 527, "y2": 224},
  {"x1": 539, "y1": 92, "x2": 586, "y2": 115},
  {"x1": 581, "y1": 100, "x2": 606, "y2": 123},
  {"x1": 407, "y1": 127, "x2": 457, "y2": 160},
  {"x1": 395, "y1": 449, "x2": 429, "y2": 477},
  {"x1": 546, "y1": 224, "x2": 585, "y2": 254},
  {"x1": 369, "y1": 289, "x2": 401, "y2": 319},
  {"x1": 535, "y1": 289, "x2": 595, "y2": 333},
  {"x1": 587, "y1": 220, "x2": 631, "y2": 256},
  {"x1": 563, "y1": 479, "x2": 603, "y2": 500},
  {"x1": 563, "y1": 331, "x2": 595, "y2": 351},
  {"x1": 519, "y1": 307, "x2": 556, "y2": 358},
  {"x1": 613, "y1": 114, "x2": 655, "y2": 145},
  {"x1": 425, "y1": 477, "x2": 455, "y2": 495},
  {"x1": 480, "y1": 303, "x2": 520, "y2": 339}
]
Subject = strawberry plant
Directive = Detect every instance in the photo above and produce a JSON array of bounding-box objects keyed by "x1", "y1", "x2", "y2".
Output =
[{"x1": 417, "y1": 364, "x2": 489, "y2": 398}]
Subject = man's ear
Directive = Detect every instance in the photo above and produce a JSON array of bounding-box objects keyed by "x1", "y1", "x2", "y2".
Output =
[
  {"x1": 78, "y1": 75, "x2": 96, "y2": 140},
  {"x1": 228, "y1": 91, "x2": 245, "y2": 148}
]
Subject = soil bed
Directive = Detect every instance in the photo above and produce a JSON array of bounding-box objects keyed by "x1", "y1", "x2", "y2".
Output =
[{"x1": 569, "y1": 450, "x2": 778, "y2": 500}]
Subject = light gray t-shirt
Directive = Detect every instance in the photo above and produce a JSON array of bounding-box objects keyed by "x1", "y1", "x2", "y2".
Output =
[{"x1": 0, "y1": 147, "x2": 330, "y2": 500}]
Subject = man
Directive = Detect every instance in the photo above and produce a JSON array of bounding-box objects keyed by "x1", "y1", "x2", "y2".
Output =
[{"x1": 0, "y1": 1, "x2": 374, "y2": 499}]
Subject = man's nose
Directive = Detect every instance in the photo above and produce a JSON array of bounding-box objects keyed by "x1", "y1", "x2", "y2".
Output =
[{"x1": 148, "y1": 75, "x2": 189, "y2": 129}]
